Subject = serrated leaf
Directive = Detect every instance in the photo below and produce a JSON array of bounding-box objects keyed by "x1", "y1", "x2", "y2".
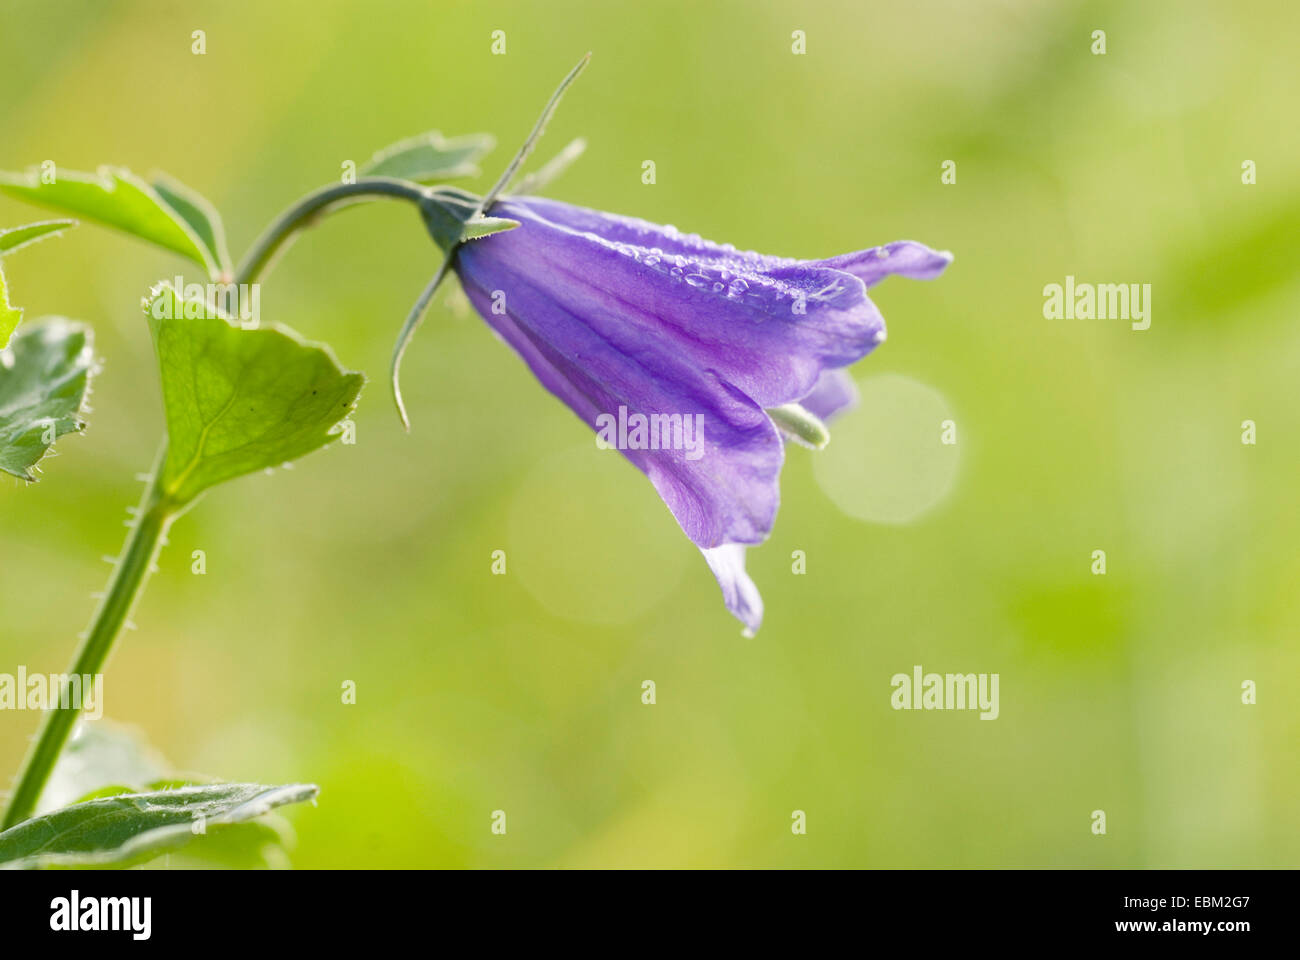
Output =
[
  {"x1": 460, "y1": 215, "x2": 521, "y2": 241},
  {"x1": 38, "y1": 724, "x2": 296, "y2": 869},
  {"x1": 0, "y1": 166, "x2": 216, "y2": 275},
  {"x1": 38, "y1": 723, "x2": 171, "y2": 815},
  {"x1": 0, "y1": 219, "x2": 76, "y2": 257},
  {"x1": 151, "y1": 173, "x2": 232, "y2": 277},
  {"x1": 145, "y1": 283, "x2": 363, "y2": 505},
  {"x1": 361, "y1": 130, "x2": 495, "y2": 183},
  {"x1": 0, "y1": 219, "x2": 77, "y2": 347},
  {"x1": 0, "y1": 260, "x2": 18, "y2": 347},
  {"x1": 0, "y1": 782, "x2": 318, "y2": 869},
  {"x1": 0, "y1": 319, "x2": 94, "y2": 480}
]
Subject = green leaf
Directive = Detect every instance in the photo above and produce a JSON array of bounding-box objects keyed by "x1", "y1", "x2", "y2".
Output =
[
  {"x1": 0, "y1": 782, "x2": 318, "y2": 869},
  {"x1": 0, "y1": 260, "x2": 18, "y2": 348},
  {"x1": 0, "y1": 319, "x2": 94, "y2": 480},
  {"x1": 151, "y1": 173, "x2": 232, "y2": 277},
  {"x1": 35, "y1": 724, "x2": 298, "y2": 869},
  {"x1": 0, "y1": 219, "x2": 76, "y2": 257},
  {"x1": 38, "y1": 723, "x2": 171, "y2": 815},
  {"x1": 153, "y1": 818, "x2": 294, "y2": 870},
  {"x1": 361, "y1": 130, "x2": 495, "y2": 183},
  {"x1": 144, "y1": 283, "x2": 363, "y2": 505},
  {"x1": 0, "y1": 166, "x2": 216, "y2": 276},
  {"x1": 0, "y1": 219, "x2": 78, "y2": 347}
]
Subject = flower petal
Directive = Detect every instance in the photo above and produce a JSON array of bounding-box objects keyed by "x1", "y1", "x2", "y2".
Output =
[
  {"x1": 701, "y1": 543, "x2": 763, "y2": 636},
  {"x1": 814, "y1": 240, "x2": 953, "y2": 288},
  {"x1": 485, "y1": 198, "x2": 886, "y2": 410},
  {"x1": 501, "y1": 196, "x2": 798, "y2": 272},
  {"x1": 456, "y1": 247, "x2": 784, "y2": 549},
  {"x1": 450, "y1": 197, "x2": 950, "y2": 637},
  {"x1": 796, "y1": 368, "x2": 859, "y2": 422}
]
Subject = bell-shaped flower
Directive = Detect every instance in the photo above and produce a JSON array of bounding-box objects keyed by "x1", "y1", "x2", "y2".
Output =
[{"x1": 446, "y1": 195, "x2": 950, "y2": 634}]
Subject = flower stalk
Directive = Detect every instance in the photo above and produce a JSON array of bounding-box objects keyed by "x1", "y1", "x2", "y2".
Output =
[
  {"x1": 3, "y1": 180, "x2": 423, "y2": 831},
  {"x1": 2, "y1": 443, "x2": 174, "y2": 829},
  {"x1": 234, "y1": 178, "x2": 430, "y2": 288}
]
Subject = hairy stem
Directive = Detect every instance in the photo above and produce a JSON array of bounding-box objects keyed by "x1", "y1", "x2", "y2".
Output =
[
  {"x1": 4, "y1": 180, "x2": 446, "y2": 829},
  {"x1": 3, "y1": 180, "x2": 438, "y2": 828},
  {"x1": 233, "y1": 178, "x2": 429, "y2": 288},
  {"x1": 2, "y1": 445, "x2": 175, "y2": 829}
]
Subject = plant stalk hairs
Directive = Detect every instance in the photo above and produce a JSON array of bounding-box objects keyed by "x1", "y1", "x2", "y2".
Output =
[{"x1": 0, "y1": 54, "x2": 950, "y2": 860}]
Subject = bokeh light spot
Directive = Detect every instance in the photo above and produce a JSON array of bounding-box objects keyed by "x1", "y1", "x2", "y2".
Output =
[{"x1": 812, "y1": 373, "x2": 960, "y2": 524}]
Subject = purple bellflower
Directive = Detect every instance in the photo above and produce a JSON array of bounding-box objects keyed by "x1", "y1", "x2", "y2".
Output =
[
  {"x1": 390, "y1": 55, "x2": 952, "y2": 635},
  {"x1": 453, "y1": 198, "x2": 950, "y2": 634}
]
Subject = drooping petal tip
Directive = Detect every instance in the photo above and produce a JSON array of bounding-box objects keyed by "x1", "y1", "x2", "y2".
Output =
[
  {"x1": 451, "y1": 195, "x2": 950, "y2": 637},
  {"x1": 816, "y1": 241, "x2": 953, "y2": 288},
  {"x1": 702, "y1": 543, "x2": 763, "y2": 637}
]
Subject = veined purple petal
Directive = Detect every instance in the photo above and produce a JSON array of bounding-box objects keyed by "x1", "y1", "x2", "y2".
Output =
[
  {"x1": 701, "y1": 543, "x2": 763, "y2": 636},
  {"x1": 480, "y1": 197, "x2": 887, "y2": 410},
  {"x1": 457, "y1": 249, "x2": 784, "y2": 549},
  {"x1": 815, "y1": 241, "x2": 953, "y2": 288},
  {"x1": 506, "y1": 197, "x2": 951, "y2": 290},
  {"x1": 503, "y1": 196, "x2": 799, "y2": 273},
  {"x1": 451, "y1": 194, "x2": 951, "y2": 634},
  {"x1": 797, "y1": 368, "x2": 859, "y2": 422}
]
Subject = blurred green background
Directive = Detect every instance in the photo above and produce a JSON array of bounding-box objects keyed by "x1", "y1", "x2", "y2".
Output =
[{"x1": 2, "y1": 0, "x2": 1297, "y2": 867}]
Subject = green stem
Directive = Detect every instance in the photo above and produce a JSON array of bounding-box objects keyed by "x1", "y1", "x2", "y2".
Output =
[
  {"x1": 233, "y1": 177, "x2": 429, "y2": 287},
  {"x1": 1, "y1": 176, "x2": 447, "y2": 831},
  {"x1": 2, "y1": 180, "x2": 437, "y2": 829},
  {"x1": 2, "y1": 444, "x2": 176, "y2": 830}
]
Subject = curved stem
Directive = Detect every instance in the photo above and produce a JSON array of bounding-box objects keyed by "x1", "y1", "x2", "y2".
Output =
[
  {"x1": 2, "y1": 179, "x2": 440, "y2": 828},
  {"x1": 233, "y1": 178, "x2": 429, "y2": 287},
  {"x1": 2, "y1": 443, "x2": 175, "y2": 830},
  {"x1": 3, "y1": 181, "x2": 446, "y2": 830}
]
